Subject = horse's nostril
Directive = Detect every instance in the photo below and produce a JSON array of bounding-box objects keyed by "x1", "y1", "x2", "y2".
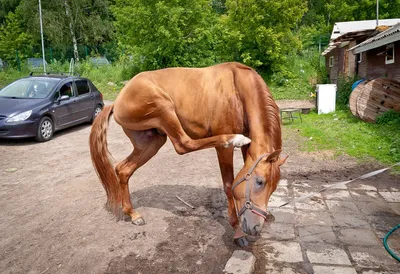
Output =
[
  {"x1": 242, "y1": 218, "x2": 247, "y2": 233},
  {"x1": 253, "y1": 224, "x2": 260, "y2": 234}
]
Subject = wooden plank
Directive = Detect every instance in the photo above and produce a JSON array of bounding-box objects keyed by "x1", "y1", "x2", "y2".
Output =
[{"x1": 354, "y1": 78, "x2": 400, "y2": 123}]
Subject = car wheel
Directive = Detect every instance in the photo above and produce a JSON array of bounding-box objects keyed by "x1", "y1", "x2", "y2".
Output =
[
  {"x1": 90, "y1": 105, "x2": 102, "y2": 123},
  {"x1": 35, "y1": 117, "x2": 54, "y2": 142}
]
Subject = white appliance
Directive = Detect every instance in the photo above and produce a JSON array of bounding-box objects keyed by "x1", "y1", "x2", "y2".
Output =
[{"x1": 316, "y1": 84, "x2": 336, "y2": 114}]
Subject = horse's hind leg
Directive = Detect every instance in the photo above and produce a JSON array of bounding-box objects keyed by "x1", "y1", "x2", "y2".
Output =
[
  {"x1": 116, "y1": 128, "x2": 167, "y2": 225},
  {"x1": 157, "y1": 108, "x2": 251, "y2": 155}
]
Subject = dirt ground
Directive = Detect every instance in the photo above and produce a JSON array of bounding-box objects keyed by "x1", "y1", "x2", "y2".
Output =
[{"x1": 0, "y1": 102, "x2": 398, "y2": 274}]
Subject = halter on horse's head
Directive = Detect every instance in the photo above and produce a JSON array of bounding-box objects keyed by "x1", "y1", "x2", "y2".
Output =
[{"x1": 232, "y1": 150, "x2": 287, "y2": 236}]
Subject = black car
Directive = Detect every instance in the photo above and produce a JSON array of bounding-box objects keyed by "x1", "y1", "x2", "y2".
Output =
[{"x1": 0, "y1": 74, "x2": 104, "y2": 141}]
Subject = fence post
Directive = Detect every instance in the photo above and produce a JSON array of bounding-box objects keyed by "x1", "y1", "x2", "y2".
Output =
[
  {"x1": 50, "y1": 47, "x2": 53, "y2": 63},
  {"x1": 16, "y1": 49, "x2": 21, "y2": 71},
  {"x1": 85, "y1": 46, "x2": 88, "y2": 58}
]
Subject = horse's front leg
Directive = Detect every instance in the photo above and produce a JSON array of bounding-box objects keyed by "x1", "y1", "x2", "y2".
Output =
[{"x1": 216, "y1": 147, "x2": 249, "y2": 247}]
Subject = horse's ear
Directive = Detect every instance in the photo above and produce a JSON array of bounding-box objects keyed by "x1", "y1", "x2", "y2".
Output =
[
  {"x1": 266, "y1": 149, "x2": 282, "y2": 163},
  {"x1": 278, "y1": 154, "x2": 288, "y2": 166}
]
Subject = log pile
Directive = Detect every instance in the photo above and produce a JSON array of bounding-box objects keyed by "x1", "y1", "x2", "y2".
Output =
[{"x1": 349, "y1": 78, "x2": 400, "y2": 123}]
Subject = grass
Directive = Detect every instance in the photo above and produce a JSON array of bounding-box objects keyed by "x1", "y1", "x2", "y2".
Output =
[{"x1": 284, "y1": 107, "x2": 400, "y2": 165}]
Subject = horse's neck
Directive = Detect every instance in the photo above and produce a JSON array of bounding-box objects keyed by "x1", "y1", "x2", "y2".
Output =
[{"x1": 242, "y1": 83, "x2": 281, "y2": 158}]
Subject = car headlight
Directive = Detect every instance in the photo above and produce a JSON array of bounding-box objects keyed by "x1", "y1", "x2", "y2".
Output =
[{"x1": 6, "y1": 110, "x2": 32, "y2": 123}]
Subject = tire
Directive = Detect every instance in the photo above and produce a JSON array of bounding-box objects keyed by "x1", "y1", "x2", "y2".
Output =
[
  {"x1": 35, "y1": 117, "x2": 54, "y2": 142},
  {"x1": 90, "y1": 105, "x2": 103, "y2": 123}
]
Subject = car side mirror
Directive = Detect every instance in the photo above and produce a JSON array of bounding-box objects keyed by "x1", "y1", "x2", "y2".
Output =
[{"x1": 59, "y1": 95, "x2": 70, "y2": 101}]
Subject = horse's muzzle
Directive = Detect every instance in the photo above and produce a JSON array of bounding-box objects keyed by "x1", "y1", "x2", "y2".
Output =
[{"x1": 241, "y1": 210, "x2": 265, "y2": 236}]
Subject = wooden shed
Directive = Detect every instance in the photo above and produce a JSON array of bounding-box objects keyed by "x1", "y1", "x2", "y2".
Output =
[
  {"x1": 322, "y1": 19, "x2": 400, "y2": 85},
  {"x1": 350, "y1": 22, "x2": 400, "y2": 83}
]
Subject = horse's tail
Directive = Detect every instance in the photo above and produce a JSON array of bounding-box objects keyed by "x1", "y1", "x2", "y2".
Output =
[{"x1": 89, "y1": 104, "x2": 120, "y2": 213}]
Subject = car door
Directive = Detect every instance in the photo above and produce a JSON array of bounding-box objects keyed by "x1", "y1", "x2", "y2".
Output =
[
  {"x1": 51, "y1": 81, "x2": 76, "y2": 128},
  {"x1": 73, "y1": 79, "x2": 95, "y2": 122}
]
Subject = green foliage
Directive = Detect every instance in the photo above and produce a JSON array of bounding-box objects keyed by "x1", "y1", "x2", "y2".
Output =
[
  {"x1": 376, "y1": 110, "x2": 400, "y2": 126},
  {"x1": 219, "y1": 0, "x2": 307, "y2": 72},
  {"x1": 0, "y1": 11, "x2": 33, "y2": 65},
  {"x1": 13, "y1": 0, "x2": 115, "y2": 61},
  {"x1": 268, "y1": 49, "x2": 322, "y2": 100},
  {"x1": 112, "y1": 0, "x2": 218, "y2": 71},
  {"x1": 285, "y1": 109, "x2": 400, "y2": 164},
  {"x1": 336, "y1": 76, "x2": 358, "y2": 106}
]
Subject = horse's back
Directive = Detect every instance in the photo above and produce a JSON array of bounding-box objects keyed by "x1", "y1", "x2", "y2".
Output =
[{"x1": 114, "y1": 63, "x2": 251, "y2": 137}]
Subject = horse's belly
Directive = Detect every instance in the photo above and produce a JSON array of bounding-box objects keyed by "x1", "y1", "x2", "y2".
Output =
[{"x1": 175, "y1": 104, "x2": 245, "y2": 139}]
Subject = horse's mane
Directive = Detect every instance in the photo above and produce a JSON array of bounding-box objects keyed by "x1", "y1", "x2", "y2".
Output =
[
  {"x1": 233, "y1": 63, "x2": 282, "y2": 152},
  {"x1": 252, "y1": 71, "x2": 282, "y2": 150}
]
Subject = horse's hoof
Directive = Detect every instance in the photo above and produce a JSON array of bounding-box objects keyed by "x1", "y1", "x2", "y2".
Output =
[
  {"x1": 234, "y1": 236, "x2": 249, "y2": 247},
  {"x1": 132, "y1": 217, "x2": 146, "y2": 226},
  {"x1": 230, "y1": 135, "x2": 251, "y2": 148}
]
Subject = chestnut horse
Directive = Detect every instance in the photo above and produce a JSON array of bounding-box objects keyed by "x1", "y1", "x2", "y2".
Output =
[{"x1": 89, "y1": 62, "x2": 287, "y2": 246}]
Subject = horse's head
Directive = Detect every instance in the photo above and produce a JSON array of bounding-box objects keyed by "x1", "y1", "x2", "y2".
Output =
[{"x1": 232, "y1": 150, "x2": 287, "y2": 236}]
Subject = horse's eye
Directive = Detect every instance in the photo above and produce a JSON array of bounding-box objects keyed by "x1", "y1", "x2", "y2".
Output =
[{"x1": 255, "y1": 177, "x2": 265, "y2": 186}]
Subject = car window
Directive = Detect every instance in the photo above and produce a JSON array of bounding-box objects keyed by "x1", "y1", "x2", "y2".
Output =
[
  {"x1": 0, "y1": 78, "x2": 58, "y2": 99},
  {"x1": 59, "y1": 82, "x2": 73, "y2": 98},
  {"x1": 75, "y1": 80, "x2": 90, "y2": 96}
]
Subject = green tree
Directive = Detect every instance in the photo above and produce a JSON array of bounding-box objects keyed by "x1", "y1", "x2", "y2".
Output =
[
  {"x1": 0, "y1": 11, "x2": 32, "y2": 65},
  {"x1": 217, "y1": 0, "x2": 307, "y2": 74},
  {"x1": 0, "y1": 0, "x2": 21, "y2": 23},
  {"x1": 112, "y1": 0, "x2": 218, "y2": 70},
  {"x1": 17, "y1": 0, "x2": 115, "y2": 61}
]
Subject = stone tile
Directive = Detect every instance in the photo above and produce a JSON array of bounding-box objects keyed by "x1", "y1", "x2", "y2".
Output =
[
  {"x1": 366, "y1": 215, "x2": 400, "y2": 239},
  {"x1": 224, "y1": 250, "x2": 255, "y2": 274},
  {"x1": 361, "y1": 270, "x2": 399, "y2": 274},
  {"x1": 379, "y1": 191, "x2": 400, "y2": 202},
  {"x1": 263, "y1": 241, "x2": 303, "y2": 263},
  {"x1": 323, "y1": 190, "x2": 351, "y2": 200},
  {"x1": 278, "y1": 179, "x2": 288, "y2": 186},
  {"x1": 322, "y1": 183, "x2": 348, "y2": 190},
  {"x1": 273, "y1": 187, "x2": 288, "y2": 197},
  {"x1": 293, "y1": 186, "x2": 318, "y2": 198},
  {"x1": 265, "y1": 265, "x2": 304, "y2": 274},
  {"x1": 268, "y1": 195, "x2": 293, "y2": 208},
  {"x1": 305, "y1": 243, "x2": 351, "y2": 265},
  {"x1": 296, "y1": 210, "x2": 333, "y2": 226},
  {"x1": 350, "y1": 190, "x2": 383, "y2": 202},
  {"x1": 338, "y1": 228, "x2": 380, "y2": 246},
  {"x1": 349, "y1": 183, "x2": 378, "y2": 191},
  {"x1": 388, "y1": 202, "x2": 400, "y2": 215},
  {"x1": 268, "y1": 208, "x2": 296, "y2": 224},
  {"x1": 349, "y1": 246, "x2": 398, "y2": 268},
  {"x1": 326, "y1": 200, "x2": 360, "y2": 213},
  {"x1": 298, "y1": 225, "x2": 337, "y2": 243},
  {"x1": 295, "y1": 198, "x2": 326, "y2": 211},
  {"x1": 313, "y1": 266, "x2": 357, "y2": 274},
  {"x1": 354, "y1": 201, "x2": 396, "y2": 216},
  {"x1": 292, "y1": 181, "x2": 311, "y2": 188},
  {"x1": 262, "y1": 222, "x2": 295, "y2": 240},
  {"x1": 331, "y1": 212, "x2": 370, "y2": 228}
]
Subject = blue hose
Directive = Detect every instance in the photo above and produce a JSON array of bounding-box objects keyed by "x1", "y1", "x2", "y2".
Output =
[{"x1": 383, "y1": 224, "x2": 400, "y2": 262}]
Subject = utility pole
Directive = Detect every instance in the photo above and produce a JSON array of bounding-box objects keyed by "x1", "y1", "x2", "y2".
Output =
[
  {"x1": 376, "y1": 0, "x2": 379, "y2": 27},
  {"x1": 38, "y1": 0, "x2": 46, "y2": 73}
]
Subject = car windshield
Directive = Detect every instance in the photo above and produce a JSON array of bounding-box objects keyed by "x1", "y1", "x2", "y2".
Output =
[{"x1": 0, "y1": 78, "x2": 59, "y2": 99}]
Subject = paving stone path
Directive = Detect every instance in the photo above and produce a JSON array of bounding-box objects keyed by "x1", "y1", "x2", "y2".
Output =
[{"x1": 258, "y1": 178, "x2": 400, "y2": 274}]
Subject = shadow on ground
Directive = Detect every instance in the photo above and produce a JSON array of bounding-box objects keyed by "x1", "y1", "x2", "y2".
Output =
[{"x1": 106, "y1": 185, "x2": 239, "y2": 274}]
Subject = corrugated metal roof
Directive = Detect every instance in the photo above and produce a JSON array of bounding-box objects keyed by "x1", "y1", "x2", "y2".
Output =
[
  {"x1": 349, "y1": 22, "x2": 400, "y2": 54},
  {"x1": 331, "y1": 19, "x2": 400, "y2": 40}
]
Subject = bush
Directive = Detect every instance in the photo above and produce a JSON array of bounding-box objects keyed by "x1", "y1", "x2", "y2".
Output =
[
  {"x1": 336, "y1": 76, "x2": 358, "y2": 106},
  {"x1": 376, "y1": 110, "x2": 400, "y2": 126}
]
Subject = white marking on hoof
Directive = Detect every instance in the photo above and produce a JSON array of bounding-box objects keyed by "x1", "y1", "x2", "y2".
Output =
[{"x1": 229, "y1": 135, "x2": 251, "y2": 148}]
